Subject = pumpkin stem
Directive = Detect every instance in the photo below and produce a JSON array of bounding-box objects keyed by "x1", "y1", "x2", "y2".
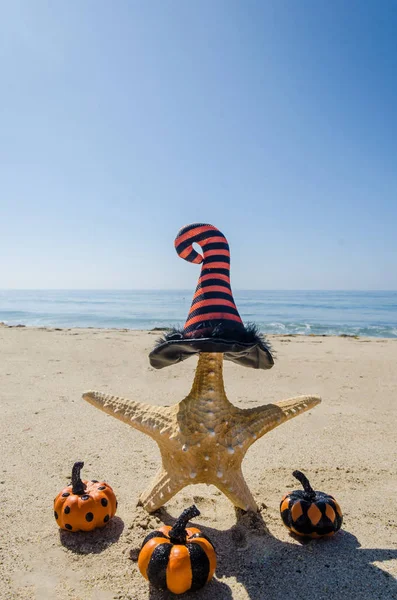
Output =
[
  {"x1": 292, "y1": 470, "x2": 316, "y2": 499},
  {"x1": 169, "y1": 505, "x2": 200, "y2": 544},
  {"x1": 71, "y1": 461, "x2": 87, "y2": 495}
]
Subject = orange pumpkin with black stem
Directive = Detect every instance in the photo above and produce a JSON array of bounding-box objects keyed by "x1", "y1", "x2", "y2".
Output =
[
  {"x1": 54, "y1": 461, "x2": 117, "y2": 532},
  {"x1": 138, "y1": 505, "x2": 216, "y2": 594}
]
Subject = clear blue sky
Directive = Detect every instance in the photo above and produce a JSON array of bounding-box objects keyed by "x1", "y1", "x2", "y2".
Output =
[{"x1": 1, "y1": 0, "x2": 396, "y2": 290}]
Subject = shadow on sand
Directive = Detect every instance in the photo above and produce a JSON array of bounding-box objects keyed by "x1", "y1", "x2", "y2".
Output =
[
  {"x1": 146, "y1": 508, "x2": 396, "y2": 600},
  {"x1": 59, "y1": 516, "x2": 124, "y2": 554}
]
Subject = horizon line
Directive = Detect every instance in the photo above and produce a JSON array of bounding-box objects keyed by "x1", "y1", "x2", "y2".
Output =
[{"x1": 1, "y1": 288, "x2": 396, "y2": 293}]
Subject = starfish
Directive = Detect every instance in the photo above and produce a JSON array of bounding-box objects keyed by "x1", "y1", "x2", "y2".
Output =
[{"x1": 83, "y1": 353, "x2": 320, "y2": 512}]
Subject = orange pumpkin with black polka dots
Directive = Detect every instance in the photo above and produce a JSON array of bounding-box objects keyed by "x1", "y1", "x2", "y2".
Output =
[
  {"x1": 54, "y1": 461, "x2": 117, "y2": 532},
  {"x1": 280, "y1": 470, "x2": 343, "y2": 538}
]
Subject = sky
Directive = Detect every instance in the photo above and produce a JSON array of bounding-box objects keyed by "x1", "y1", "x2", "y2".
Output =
[{"x1": 1, "y1": 0, "x2": 396, "y2": 290}]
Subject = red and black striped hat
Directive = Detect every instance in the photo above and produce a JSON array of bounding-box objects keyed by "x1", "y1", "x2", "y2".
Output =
[{"x1": 149, "y1": 223, "x2": 274, "y2": 370}]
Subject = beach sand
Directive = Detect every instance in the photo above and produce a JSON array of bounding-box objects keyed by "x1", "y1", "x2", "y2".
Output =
[{"x1": 1, "y1": 325, "x2": 396, "y2": 599}]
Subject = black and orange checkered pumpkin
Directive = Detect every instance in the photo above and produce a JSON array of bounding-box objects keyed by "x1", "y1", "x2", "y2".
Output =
[
  {"x1": 138, "y1": 505, "x2": 216, "y2": 594},
  {"x1": 54, "y1": 461, "x2": 117, "y2": 532},
  {"x1": 280, "y1": 470, "x2": 343, "y2": 538}
]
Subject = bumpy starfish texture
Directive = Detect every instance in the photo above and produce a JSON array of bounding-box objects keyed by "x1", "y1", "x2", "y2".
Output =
[{"x1": 83, "y1": 353, "x2": 321, "y2": 512}]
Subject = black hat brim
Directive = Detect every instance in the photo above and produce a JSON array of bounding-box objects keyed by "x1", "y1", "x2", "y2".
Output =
[{"x1": 149, "y1": 325, "x2": 274, "y2": 370}]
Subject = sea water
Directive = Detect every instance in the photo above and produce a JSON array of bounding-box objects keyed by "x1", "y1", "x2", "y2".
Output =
[{"x1": 0, "y1": 290, "x2": 396, "y2": 338}]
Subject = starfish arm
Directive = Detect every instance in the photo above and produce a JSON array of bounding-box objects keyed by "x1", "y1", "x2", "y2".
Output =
[
  {"x1": 214, "y1": 469, "x2": 258, "y2": 512},
  {"x1": 274, "y1": 394, "x2": 321, "y2": 416},
  {"x1": 82, "y1": 391, "x2": 173, "y2": 440},
  {"x1": 237, "y1": 395, "x2": 321, "y2": 445},
  {"x1": 138, "y1": 468, "x2": 186, "y2": 512}
]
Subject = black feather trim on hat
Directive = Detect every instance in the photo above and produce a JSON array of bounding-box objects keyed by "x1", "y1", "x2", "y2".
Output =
[
  {"x1": 155, "y1": 321, "x2": 271, "y2": 346},
  {"x1": 149, "y1": 322, "x2": 274, "y2": 370}
]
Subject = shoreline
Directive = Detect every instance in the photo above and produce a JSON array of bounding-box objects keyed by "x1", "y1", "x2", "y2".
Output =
[{"x1": 1, "y1": 321, "x2": 397, "y2": 341}]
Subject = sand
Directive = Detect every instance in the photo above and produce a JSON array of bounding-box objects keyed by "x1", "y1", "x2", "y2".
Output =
[{"x1": 0, "y1": 325, "x2": 396, "y2": 600}]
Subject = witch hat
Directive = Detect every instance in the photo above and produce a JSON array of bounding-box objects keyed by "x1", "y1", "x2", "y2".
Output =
[{"x1": 149, "y1": 223, "x2": 274, "y2": 370}]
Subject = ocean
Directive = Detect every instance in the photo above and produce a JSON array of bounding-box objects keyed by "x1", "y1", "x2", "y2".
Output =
[{"x1": 0, "y1": 290, "x2": 396, "y2": 338}]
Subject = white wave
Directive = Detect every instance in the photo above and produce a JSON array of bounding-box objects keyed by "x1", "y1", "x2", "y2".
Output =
[{"x1": 268, "y1": 322, "x2": 286, "y2": 330}]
